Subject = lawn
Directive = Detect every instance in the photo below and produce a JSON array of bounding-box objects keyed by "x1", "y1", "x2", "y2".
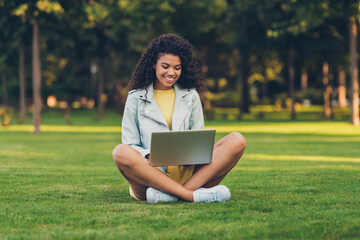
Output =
[{"x1": 1, "y1": 109, "x2": 360, "y2": 239}]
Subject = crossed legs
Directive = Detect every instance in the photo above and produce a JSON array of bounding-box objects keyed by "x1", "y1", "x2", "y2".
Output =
[{"x1": 112, "y1": 132, "x2": 246, "y2": 202}]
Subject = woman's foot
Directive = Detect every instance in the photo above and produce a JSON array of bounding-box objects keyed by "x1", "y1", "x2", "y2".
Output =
[
  {"x1": 193, "y1": 185, "x2": 231, "y2": 202},
  {"x1": 146, "y1": 187, "x2": 178, "y2": 204}
]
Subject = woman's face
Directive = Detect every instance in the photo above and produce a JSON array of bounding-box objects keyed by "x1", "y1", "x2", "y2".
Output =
[{"x1": 153, "y1": 54, "x2": 181, "y2": 90}]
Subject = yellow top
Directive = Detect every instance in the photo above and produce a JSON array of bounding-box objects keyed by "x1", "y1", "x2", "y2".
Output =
[
  {"x1": 154, "y1": 88, "x2": 175, "y2": 129},
  {"x1": 153, "y1": 88, "x2": 195, "y2": 185}
]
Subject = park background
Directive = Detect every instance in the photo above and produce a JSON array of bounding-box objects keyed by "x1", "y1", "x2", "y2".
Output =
[{"x1": 1, "y1": 0, "x2": 360, "y2": 239}]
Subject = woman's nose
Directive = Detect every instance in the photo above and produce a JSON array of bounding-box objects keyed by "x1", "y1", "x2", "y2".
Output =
[{"x1": 168, "y1": 68, "x2": 175, "y2": 75}]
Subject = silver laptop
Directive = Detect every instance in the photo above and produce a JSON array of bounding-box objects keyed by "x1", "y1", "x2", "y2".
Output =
[{"x1": 149, "y1": 129, "x2": 216, "y2": 167}]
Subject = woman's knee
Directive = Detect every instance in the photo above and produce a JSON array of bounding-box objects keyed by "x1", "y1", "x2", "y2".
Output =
[
  {"x1": 228, "y1": 132, "x2": 246, "y2": 154},
  {"x1": 112, "y1": 144, "x2": 133, "y2": 167}
]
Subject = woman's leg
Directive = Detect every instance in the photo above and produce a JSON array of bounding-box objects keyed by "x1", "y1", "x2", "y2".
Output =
[
  {"x1": 112, "y1": 144, "x2": 194, "y2": 201},
  {"x1": 183, "y1": 132, "x2": 246, "y2": 190}
]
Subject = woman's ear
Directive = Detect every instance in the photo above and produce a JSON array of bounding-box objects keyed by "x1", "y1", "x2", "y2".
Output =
[{"x1": 153, "y1": 64, "x2": 156, "y2": 69}]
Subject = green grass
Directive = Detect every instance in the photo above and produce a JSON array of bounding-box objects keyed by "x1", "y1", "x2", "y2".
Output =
[
  {"x1": 1, "y1": 109, "x2": 360, "y2": 239},
  {"x1": 213, "y1": 105, "x2": 351, "y2": 121}
]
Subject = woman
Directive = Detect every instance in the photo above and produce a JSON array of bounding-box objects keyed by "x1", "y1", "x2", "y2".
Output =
[{"x1": 113, "y1": 34, "x2": 246, "y2": 203}]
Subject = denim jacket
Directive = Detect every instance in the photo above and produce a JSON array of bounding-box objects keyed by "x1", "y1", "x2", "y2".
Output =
[{"x1": 121, "y1": 83, "x2": 204, "y2": 172}]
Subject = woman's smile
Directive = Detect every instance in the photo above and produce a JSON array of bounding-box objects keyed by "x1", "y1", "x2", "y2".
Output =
[{"x1": 163, "y1": 76, "x2": 176, "y2": 82}]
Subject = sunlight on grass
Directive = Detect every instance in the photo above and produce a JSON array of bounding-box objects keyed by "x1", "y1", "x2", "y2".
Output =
[
  {"x1": 210, "y1": 122, "x2": 360, "y2": 136},
  {"x1": 0, "y1": 165, "x2": 112, "y2": 172},
  {"x1": 246, "y1": 154, "x2": 360, "y2": 163},
  {"x1": 0, "y1": 125, "x2": 121, "y2": 133},
  {"x1": 233, "y1": 164, "x2": 360, "y2": 172},
  {"x1": 1, "y1": 122, "x2": 359, "y2": 136},
  {"x1": 0, "y1": 151, "x2": 55, "y2": 158}
]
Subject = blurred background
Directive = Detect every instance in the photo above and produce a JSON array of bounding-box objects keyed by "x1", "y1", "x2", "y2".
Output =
[{"x1": 1, "y1": 0, "x2": 360, "y2": 131}]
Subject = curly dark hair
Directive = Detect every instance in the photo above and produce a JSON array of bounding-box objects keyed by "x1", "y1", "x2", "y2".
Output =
[{"x1": 128, "y1": 34, "x2": 205, "y2": 93}]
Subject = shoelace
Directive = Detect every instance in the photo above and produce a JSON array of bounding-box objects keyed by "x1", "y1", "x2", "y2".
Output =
[
  {"x1": 199, "y1": 190, "x2": 219, "y2": 202},
  {"x1": 154, "y1": 189, "x2": 176, "y2": 202}
]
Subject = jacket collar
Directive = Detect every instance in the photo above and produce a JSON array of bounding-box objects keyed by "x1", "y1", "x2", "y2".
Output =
[
  {"x1": 138, "y1": 83, "x2": 191, "y2": 102},
  {"x1": 137, "y1": 83, "x2": 193, "y2": 130}
]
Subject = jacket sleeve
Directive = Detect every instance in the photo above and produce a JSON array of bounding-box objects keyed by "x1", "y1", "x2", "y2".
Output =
[
  {"x1": 189, "y1": 91, "x2": 205, "y2": 130},
  {"x1": 121, "y1": 93, "x2": 150, "y2": 158}
]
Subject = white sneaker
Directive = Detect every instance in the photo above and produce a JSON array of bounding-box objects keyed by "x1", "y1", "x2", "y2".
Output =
[
  {"x1": 193, "y1": 185, "x2": 231, "y2": 203},
  {"x1": 146, "y1": 187, "x2": 178, "y2": 204}
]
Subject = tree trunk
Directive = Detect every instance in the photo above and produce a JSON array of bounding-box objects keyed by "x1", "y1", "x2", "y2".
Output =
[
  {"x1": 301, "y1": 68, "x2": 308, "y2": 92},
  {"x1": 1, "y1": 66, "x2": 8, "y2": 106},
  {"x1": 112, "y1": 52, "x2": 123, "y2": 114},
  {"x1": 262, "y1": 67, "x2": 268, "y2": 99},
  {"x1": 241, "y1": 50, "x2": 250, "y2": 113},
  {"x1": 97, "y1": 56, "x2": 105, "y2": 119},
  {"x1": 32, "y1": 17, "x2": 41, "y2": 134},
  {"x1": 200, "y1": 46, "x2": 209, "y2": 74},
  {"x1": 114, "y1": 79, "x2": 123, "y2": 114},
  {"x1": 288, "y1": 46, "x2": 296, "y2": 120},
  {"x1": 19, "y1": 39, "x2": 27, "y2": 123},
  {"x1": 349, "y1": 19, "x2": 359, "y2": 126},
  {"x1": 338, "y1": 69, "x2": 346, "y2": 108},
  {"x1": 323, "y1": 62, "x2": 332, "y2": 119},
  {"x1": 199, "y1": 46, "x2": 213, "y2": 118},
  {"x1": 90, "y1": 61, "x2": 97, "y2": 103}
]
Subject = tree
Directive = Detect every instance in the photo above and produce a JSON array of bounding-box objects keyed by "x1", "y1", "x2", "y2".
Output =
[
  {"x1": 288, "y1": 45, "x2": 296, "y2": 119},
  {"x1": 0, "y1": 1, "x2": 32, "y2": 123},
  {"x1": 82, "y1": 1, "x2": 112, "y2": 119},
  {"x1": 13, "y1": 0, "x2": 64, "y2": 133},
  {"x1": 226, "y1": 0, "x2": 269, "y2": 113},
  {"x1": 308, "y1": 20, "x2": 347, "y2": 119},
  {"x1": 322, "y1": 61, "x2": 331, "y2": 118},
  {"x1": 337, "y1": 68, "x2": 347, "y2": 108},
  {"x1": 327, "y1": 0, "x2": 359, "y2": 125},
  {"x1": 1, "y1": 64, "x2": 9, "y2": 107},
  {"x1": 19, "y1": 38, "x2": 27, "y2": 123},
  {"x1": 262, "y1": 0, "x2": 347, "y2": 119},
  {"x1": 0, "y1": 2, "x2": 16, "y2": 108},
  {"x1": 349, "y1": 18, "x2": 359, "y2": 125},
  {"x1": 32, "y1": 14, "x2": 41, "y2": 133}
]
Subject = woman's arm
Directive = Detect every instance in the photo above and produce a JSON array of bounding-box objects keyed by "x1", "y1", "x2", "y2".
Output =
[{"x1": 121, "y1": 93, "x2": 150, "y2": 158}]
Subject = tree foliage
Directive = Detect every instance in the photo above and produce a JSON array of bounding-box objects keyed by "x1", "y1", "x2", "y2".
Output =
[{"x1": 0, "y1": 0, "x2": 359, "y2": 125}]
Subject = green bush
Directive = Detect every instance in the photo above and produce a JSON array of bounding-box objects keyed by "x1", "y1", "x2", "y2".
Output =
[
  {"x1": 296, "y1": 89, "x2": 324, "y2": 105},
  {"x1": 208, "y1": 91, "x2": 241, "y2": 108},
  {"x1": 274, "y1": 89, "x2": 324, "y2": 107},
  {"x1": 0, "y1": 106, "x2": 11, "y2": 126}
]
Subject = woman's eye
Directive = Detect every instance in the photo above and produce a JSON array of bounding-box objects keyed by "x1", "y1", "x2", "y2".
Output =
[
  {"x1": 162, "y1": 65, "x2": 168, "y2": 69},
  {"x1": 175, "y1": 67, "x2": 181, "y2": 71}
]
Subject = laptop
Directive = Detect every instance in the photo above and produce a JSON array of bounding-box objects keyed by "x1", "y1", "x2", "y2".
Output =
[{"x1": 149, "y1": 129, "x2": 216, "y2": 167}]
